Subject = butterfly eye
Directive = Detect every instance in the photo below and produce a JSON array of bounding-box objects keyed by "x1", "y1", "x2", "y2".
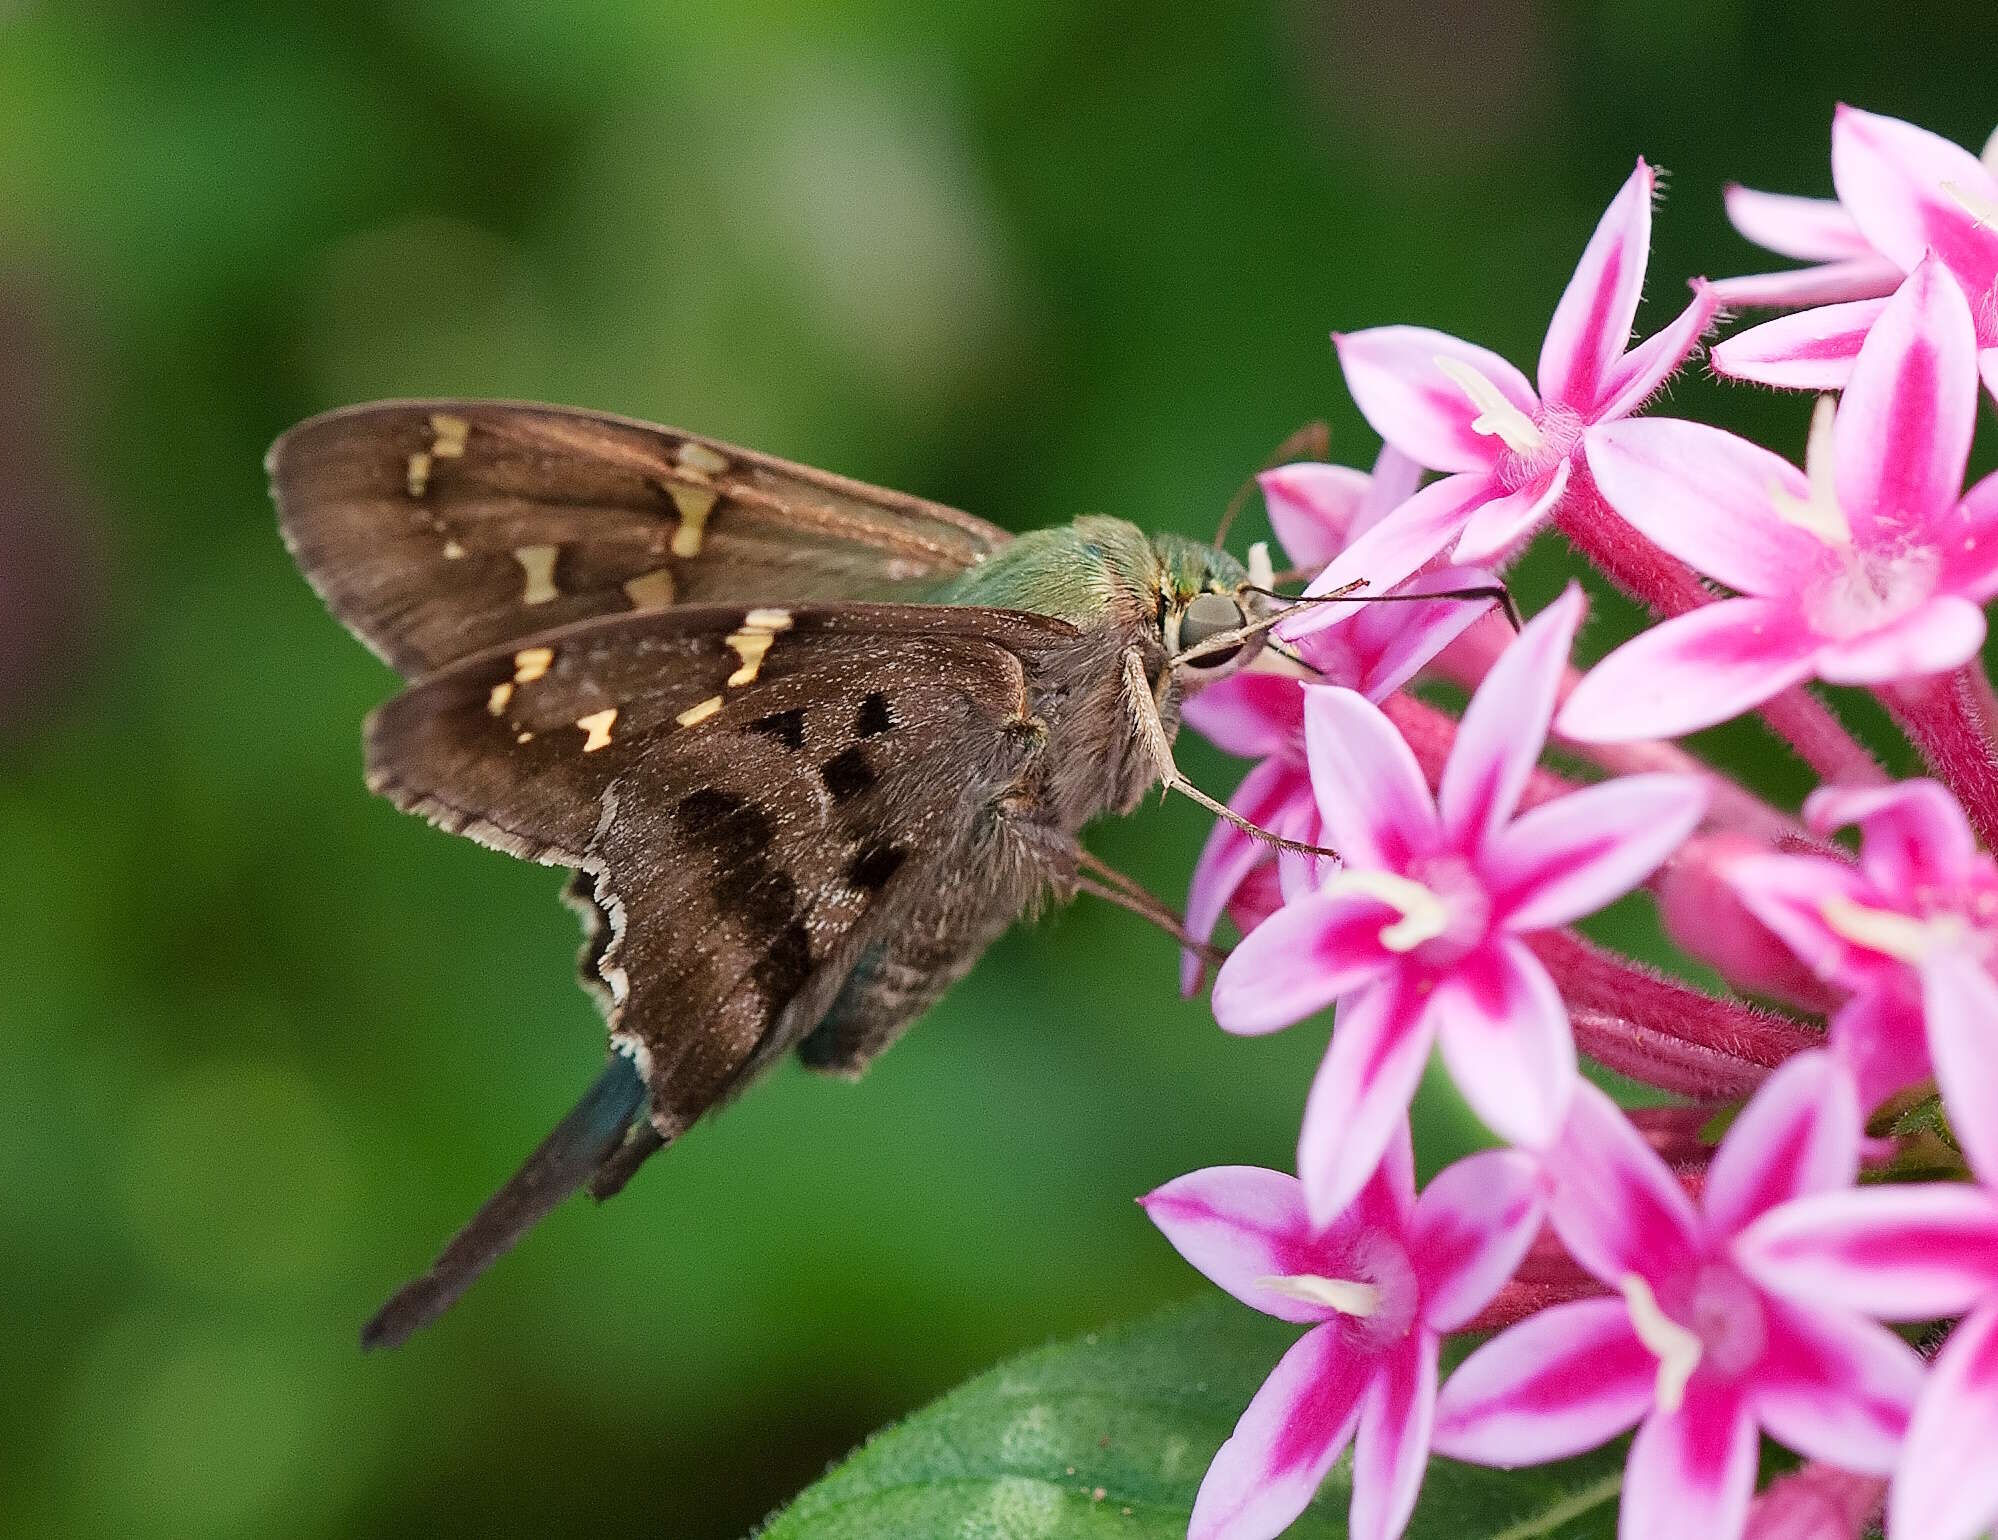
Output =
[{"x1": 1178, "y1": 591, "x2": 1248, "y2": 668}]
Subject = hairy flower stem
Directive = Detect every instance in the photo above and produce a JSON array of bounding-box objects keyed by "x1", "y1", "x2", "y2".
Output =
[
  {"x1": 1886, "y1": 665, "x2": 1998, "y2": 852},
  {"x1": 1555, "y1": 480, "x2": 1883, "y2": 786},
  {"x1": 1528, "y1": 930, "x2": 1821, "y2": 1097},
  {"x1": 1460, "y1": 1276, "x2": 1606, "y2": 1334}
]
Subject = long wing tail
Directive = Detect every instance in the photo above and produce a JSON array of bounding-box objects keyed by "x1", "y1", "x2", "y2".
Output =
[{"x1": 361, "y1": 1054, "x2": 650, "y2": 1350}]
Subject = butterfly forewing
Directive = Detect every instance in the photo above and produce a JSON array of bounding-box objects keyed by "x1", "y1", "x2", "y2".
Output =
[
  {"x1": 271, "y1": 401, "x2": 1013, "y2": 677},
  {"x1": 365, "y1": 602, "x2": 1080, "y2": 1133}
]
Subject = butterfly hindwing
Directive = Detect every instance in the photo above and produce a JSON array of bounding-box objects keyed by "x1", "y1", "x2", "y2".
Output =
[
  {"x1": 270, "y1": 401, "x2": 1013, "y2": 678},
  {"x1": 364, "y1": 602, "x2": 1082, "y2": 1132}
]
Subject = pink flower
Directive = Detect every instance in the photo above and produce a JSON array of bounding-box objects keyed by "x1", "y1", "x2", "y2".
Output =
[
  {"x1": 1734, "y1": 1046, "x2": 1998, "y2": 1540},
  {"x1": 1723, "y1": 778, "x2": 1998, "y2": 1143},
  {"x1": 1434, "y1": 1054, "x2": 1926, "y2": 1540},
  {"x1": 1141, "y1": 1132, "x2": 1544, "y2": 1540},
  {"x1": 1181, "y1": 448, "x2": 1500, "y2": 991},
  {"x1": 1211, "y1": 587, "x2": 1707, "y2": 1221},
  {"x1": 1560, "y1": 259, "x2": 1998, "y2": 744},
  {"x1": 1283, "y1": 159, "x2": 1716, "y2": 643},
  {"x1": 1713, "y1": 107, "x2": 1998, "y2": 403}
]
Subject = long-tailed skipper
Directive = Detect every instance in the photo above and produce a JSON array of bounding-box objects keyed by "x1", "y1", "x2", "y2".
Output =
[{"x1": 270, "y1": 400, "x2": 1455, "y2": 1349}]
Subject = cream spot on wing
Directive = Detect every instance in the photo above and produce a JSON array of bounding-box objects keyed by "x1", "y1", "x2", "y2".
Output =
[
  {"x1": 743, "y1": 607, "x2": 794, "y2": 632},
  {"x1": 487, "y1": 681, "x2": 514, "y2": 716},
  {"x1": 429, "y1": 412, "x2": 470, "y2": 458},
  {"x1": 442, "y1": 538, "x2": 466, "y2": 559},
  {"x1": 675, "y1": 695, "x2": 723, "y2": 728},
  {"x1": 725, "y1": 629, "x2": 774, "y2": 686},
  {"x1": 513, "y1": 647, "x2": 554, "y2": 684},
  {"x1": 675, "y1": 441, "x2": 730, "y2": 477},
  {"x1": 406, "y1": 450, "x2": 433, "y2": 498},
  {"x1": 667, "y1": 484, "x2": 717, "y2": 557},
  {"x1": 576, "y1": 708, "x2": 618, "y2": 752},
  {"x1": 623, "y1": 568, "x2": 677, "y2": 610},
  {"x1": 516, "y1": 730, "x2": 534, "y2": 743},
  {"x1": 513, "y1": 543, "x2": 560, "y2": 604}
]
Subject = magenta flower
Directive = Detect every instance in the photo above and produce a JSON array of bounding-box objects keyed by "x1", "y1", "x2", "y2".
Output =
[
  {"x1": 1723, "y1": 778, "x2": 1998, "y2": 1146},
  {"x1": 1560, "y1": 258, "x2": 1998, "y2": 744},
  {"x1": 1713, "y1": 107, "x2": 1998, "y2": 402},
  {"x1": 1434, "y1": 1054, "x2": 1926, "y2": 1540},
  {"x1": 1141, "y1": 1132, "x2": 1544, "y2": 1540},
  {"x1": 1283, "y1": 160, "x2": 1716, "y2": 641},
  {"x1": 1182, "y1": 448, "x2": 1500, "y2": 991},
  {"x1": 1211, "y1": 587, "x2": 1707, "y2": 1221}
]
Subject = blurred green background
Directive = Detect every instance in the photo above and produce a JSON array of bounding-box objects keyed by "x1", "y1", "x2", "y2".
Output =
[{"x1": 0, "y1": 3, "x2": 1988, "y2": 1536}]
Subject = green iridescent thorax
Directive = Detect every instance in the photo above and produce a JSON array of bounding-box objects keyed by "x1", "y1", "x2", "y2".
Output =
[{"x1": 937, "y1": 515, "x2": 1250, "y2": 630}]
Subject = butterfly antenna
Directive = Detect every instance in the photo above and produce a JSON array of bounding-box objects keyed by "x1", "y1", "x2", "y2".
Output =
[
  {"x1": 360, "y1": 1053, "x2": 649, "y2": 1351},
  {"x1": 1211, "y1": 420, "x2": 1331, "y2": 551}
]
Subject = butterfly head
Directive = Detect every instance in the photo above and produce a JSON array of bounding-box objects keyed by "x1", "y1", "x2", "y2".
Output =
[{"x1": 1150, "y1": 532, "x2": 1273, "y2": 684}]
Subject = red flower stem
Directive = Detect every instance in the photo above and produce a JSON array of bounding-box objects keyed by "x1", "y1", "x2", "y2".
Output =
[
  {"x1": 1555, "y1": 477, "x2": 1883, "y2": 786},
  {"x1": 1460, "y1": 1276, "x2": 1606, "y2": 1333},
  {"x1": 1886, "y1": 665, "x2": 1998, "y2": 852},
  {"x1": 1528, "y1": 929, "x2": 1821, "y2": 1095},
  {"x1": 1626, "y1": 1104, "x2": 1721, "y2": 1168}
]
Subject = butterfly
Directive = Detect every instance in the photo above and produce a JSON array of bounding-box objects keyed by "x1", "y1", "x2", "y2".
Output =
[{"x1": 271, "y1": 399, "x2": 1495, "y2": 1347}]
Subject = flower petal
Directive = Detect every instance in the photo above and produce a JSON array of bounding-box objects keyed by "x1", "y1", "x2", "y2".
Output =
[
  {"x1": 1438, "y1": 584, "x2": 1583, "y2": 847},
  {"x1": 1828, "y1": 986, "x2": 1933, "y2": 1110},
  {"x1": 1298, "y1": 976, "x2": 1436, "y2": 1228},
  {"x1": 1889, "y1": 1301, "x2": 1998, "y2": 1540},
  {"x1": 1539, "y1": 159, "x2": 1655, "y2": 410},
  {"x1": 1707, "y1": 256, "x2": 1906, "y2": 310},
  {"x1": 1336, "y1": 326, "x2": 1535, "y2": 474},
  {"x1": 1350, "y1": 1335, "x2": 1438, "y2": 1540},
  {"x1": 1702, "y1": 1050, "x2": 1860, "y2": 1239},
  {"x1": 1556, "y1": 598, "x2": 1820, "y2": 743},
  {"x1": 1750, "y1": 1295, "x2": 1926, "y2": 1474},
  {"x1": 1189, "y1": 1321, "x2": 1369, "y2": 1540},
  {"x1": 1710, "y1": 298, "x2": 1887, "y2": 390},
  {"x1": 1453, "y1": 456, "x2": 1570, "y2": 563},
  {"x1": 1804, "y1": 777, "x2": 1979, "y2": 896},
  {"x1": 1431, "y1": 1297, "x2": 1654, "y2": 1464},
  {"x1": 1736, "y1": 1182, "x2": 1998, "y2": 1319},
  {"x1": 1831, "y1": 104, "x2": 1998, "y2": 287},
  {"x1": 1302, "y1": 685, "x2": 1438, "y2": 870},
  {"x1": 1210, "y1": 888, "x2": 1399, "y2": 1036},
  {"x1": 1184, "y1": 671, "x2": 1307, "y2": 760},
  {"x1": 1287, "y1": 472, "x2": 1495, "y2": 640},
  {"x1": 1582, "y1": 418, "x2": 1821, "y2": 595},
  {"x1": 1411, "y1": 1148, "x2": 1546, "y2": 1333},
  {"x1": 1335, "y1": 564, "x2": 1497, "y2": 702},
  {"x1": 1722, "y1": 850, "x2": 1882, "y2": 990},
  {"x1": 1620, "y1": 1381, "x2": 1758, "y2": 1540},
  {"x1": 1831, "y1": 259, "x2": 1980, "y2": 536},
  {"x1": 1547, "y1": 1079, "x2": 1702, "y2": 1287},
  {"x1": 1592, "y1": 282, "x2": 1722, "y2": 424},
  {"x1": 1924, "y1": 948, "x2": 1998, "y2": 1185},
  {"x1": 1140, "y1": 1165, "x2": 1329, "y2": 1324},
  {"x1": 1724, "y1": 185, "x2": 1874, "y2": 262},
  {"x1": 1486, "y1": 773, "x2": 1709, "y2": 933},
  {"x1": 1812, "y1": 595, "x2": 1987, "y2": 685},
  {"x1": 1183, "y1": 758, "x2": 1309, "y2": 994},
  {"x1": 1432, "y1": 940, "x2": 1577, "y2": 1149},
  {"x1": 1261, "y1": 461, "x2": 1375, "y2": 570}
]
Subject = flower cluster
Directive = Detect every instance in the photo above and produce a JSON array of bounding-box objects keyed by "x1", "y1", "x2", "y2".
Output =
[{"x1": 1147, "y1": 106, "x2": 1998, "y2": 1540}]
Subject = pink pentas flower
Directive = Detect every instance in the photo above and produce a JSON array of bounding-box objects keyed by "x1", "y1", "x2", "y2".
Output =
[
  {"x1": 1181, "y1": 447, "x2": 1500, "y2": 992},
  {"x1": 1210, "y1": 587, "x2": 1708, "y2": 1221},
  {"x1": 1559, "y1": 258, "x2": 1998, "y2": 745},
  {"x1": 1140, "y1": 1129, "x2": 1544, "y2": 1540},
  {"x1": 1713, "y1": 107, "x2": 1998, "y2": 402},
  {"x1": 1722, "y1": 778, "x2": 1998, "y2": 1147},
  {"x1": 1434, "y1": 1053, "x2": 1927, "y2": 1540},
  {"x1": 1282, "y1": 159, "x2": 1717, "y2": 644},
  {"x1": 1734, "y1": 1046, "x2": 1998, "y2": 1540}
]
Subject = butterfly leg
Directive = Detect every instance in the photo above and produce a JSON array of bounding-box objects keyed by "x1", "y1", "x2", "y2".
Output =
[
  {"x1": 1075, "y1": 849, "x2": 1227, "y2": 966},
  {"x1": 1118, "y1": 647, "x2": 1341, "y2": 861}
]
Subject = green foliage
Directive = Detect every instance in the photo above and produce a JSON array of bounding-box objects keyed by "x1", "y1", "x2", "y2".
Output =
[{"x1": 765, "y1": 1298, "x2": 1624, "y2": 1540}]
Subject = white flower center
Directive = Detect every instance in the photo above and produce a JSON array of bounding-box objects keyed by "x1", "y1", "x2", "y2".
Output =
[
  {"x1": 1769, "y1": 395, "x2": 1851, "y2": 546},
  {"x1": 1434, "y1": 355, "x2": 1545, "y2": 455},
  {"x1": 1804, "y1": 540, "x2": 1941, "y2": 640},
  {"x1": 1620, "y1": 1274, "x2": 1704, "y2": 1414},
  {"x1": 1322, "y1": 868, "x2": 1452, "y2": 951},
  {"x1": 1257, "y1": 1274, "x2": 1383, "y2": 1315},
  {"x1": 1820, "y1": 894, "x2": 1972, "y2": 964},
  {"x1": 1262, "y1": 1232, "x2": 1420, "y2": 1347},
  {"x1": 1942, "y1": 179, "x2": 1998, "y2": 231}
]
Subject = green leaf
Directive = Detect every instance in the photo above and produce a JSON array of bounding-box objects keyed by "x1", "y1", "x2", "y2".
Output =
[{"x1": 760, "y1": 1297, "x2": 1625, "y2": 1539}]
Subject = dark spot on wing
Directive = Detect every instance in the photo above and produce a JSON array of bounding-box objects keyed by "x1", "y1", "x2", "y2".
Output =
[
  {"x1": 715, "y1": 865, "x2": 799, "y2": 939},
  {"x1": 748, "y1": 708, "x2": 806, "y2": 750},
  {"x1": 752, "y1": 920, "x2": 814, "y2": 1004},
  {"x1": 674, "y1": 788, "x2": 771, "y2": 869},
  {"x1": 820, "y1": 747, "x2": 875, "y2": 803},
  {"x1": 847, "y1": 842, "x2": 907, "y2": 892},
  {"x1": 854, "y1": 692, "x2": 893, "y2": 738}
]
